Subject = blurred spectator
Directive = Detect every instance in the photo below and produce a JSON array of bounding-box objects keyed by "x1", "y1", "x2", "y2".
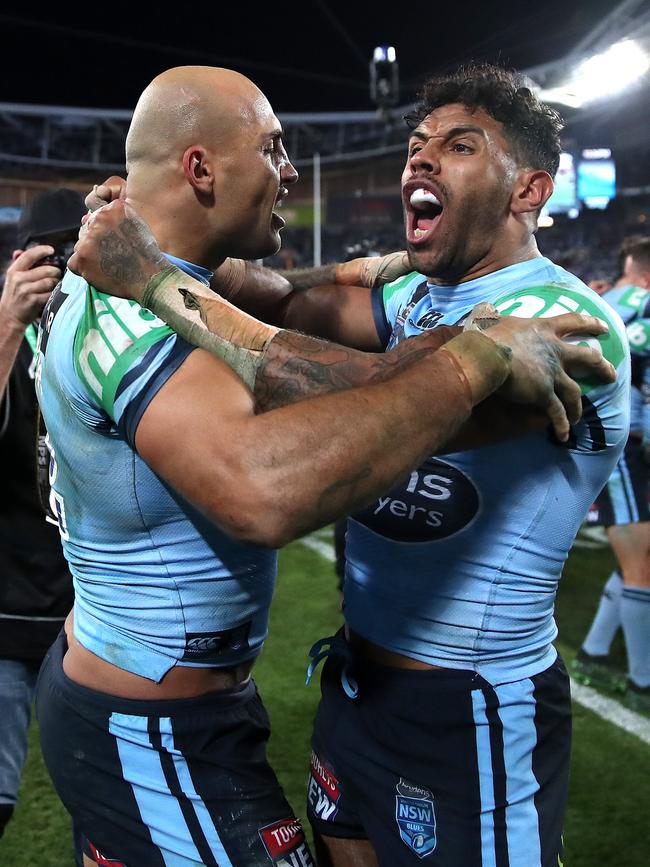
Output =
[
  {"x1": 619, "y1": 236, "x2": 650, "y2": 289},
  {"x1": 573, "y1": 237, "x2": 650, "y2": 710},
  {"x1": 0, "y1": 189, "x2": 82, "y2": 851}
]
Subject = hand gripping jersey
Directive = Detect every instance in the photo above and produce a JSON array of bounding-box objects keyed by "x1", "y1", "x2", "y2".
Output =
[
  {"x1": 599, "y1": 284, "x2": 650, "y2": 441},
  {"x1": 35, "y1": 257, "x2": 277, "y2": 681},
  {"x1": 347, "y1": 257, "x2": 630, "y2": 685}
]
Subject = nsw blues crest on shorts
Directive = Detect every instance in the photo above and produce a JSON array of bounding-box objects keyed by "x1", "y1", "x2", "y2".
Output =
[{"x1": 395, "y1": 778, "x2": 437, "y2": 858}]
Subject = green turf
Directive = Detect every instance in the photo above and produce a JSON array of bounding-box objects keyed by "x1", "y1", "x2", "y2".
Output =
[
  {"x1": 0, "y1": 720, "x2": 74, "y2": 865},
  {"x1": 2, "y1": 533, "x2": 649, "y2": 866}
]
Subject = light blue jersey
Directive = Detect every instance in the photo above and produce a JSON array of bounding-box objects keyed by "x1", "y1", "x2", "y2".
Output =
[
  {"x1": 35, "y1": 258, "x2": 277, "y2": 682},
  {"x1": 348, "y1": 257, "x2": 630, "y2": 685},
  {"x1": 599, "y1": 284, "x2": 650, "y2": 439}
]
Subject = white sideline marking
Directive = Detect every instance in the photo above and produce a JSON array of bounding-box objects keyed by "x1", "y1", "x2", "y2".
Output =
[
  {"x1": 300, "y1": 535, "x2": 650, "y2": 747},
  {"x1": 301, "y1": 535, "x2": 336, "y2": 562},
  {"x1": 570, "y1": 680, "x2": 650, "y2": 746},
  {"x1": 572, "y1": 538, "x2": 605, "y2": 550}
]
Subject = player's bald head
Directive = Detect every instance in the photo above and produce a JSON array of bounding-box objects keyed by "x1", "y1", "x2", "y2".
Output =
[{"x1": 126, "y1": 66, "x2": 273, "y2": 170}]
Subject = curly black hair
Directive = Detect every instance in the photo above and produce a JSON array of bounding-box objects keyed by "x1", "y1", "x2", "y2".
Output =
[{"x1": 404, "y1": 64, "x2": 564, "y2": 177}]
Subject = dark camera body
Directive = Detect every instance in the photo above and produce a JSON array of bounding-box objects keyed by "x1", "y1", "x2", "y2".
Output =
[
  {"x1": 35, "y1": 240, "x2": 76, "y2": 274},
  {"x1": 38, "y1": 252, "x2": 69, "y2": 273}
]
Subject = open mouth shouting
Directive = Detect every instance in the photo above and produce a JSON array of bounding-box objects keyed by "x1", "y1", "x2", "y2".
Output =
[
  {"x1": 271, "y1": 185, "x2": 289, "y2": 230},
  {"x1": 403, "y1": 181, "x2": 444, "y2": 246}
]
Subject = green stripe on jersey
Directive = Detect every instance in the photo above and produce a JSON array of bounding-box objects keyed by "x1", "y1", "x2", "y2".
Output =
[
  {"x1": 626, "y1": 319, "x2": 650, "y2": 354},
  {"x1": 493, "y1": 284, "x2": 626, "y2": 393},
  {"x1": 73, "y1": 286, "x2": 173, "y2": 418},
  {"x1": 381, "y1": 271, "x2": 420, "y2": 306},
  {"x1": 617, "y1": 285, "x2": 648, "y2": 311}
]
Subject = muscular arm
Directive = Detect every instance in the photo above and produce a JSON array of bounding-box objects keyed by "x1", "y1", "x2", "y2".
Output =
[
  {"x1": 149, "y1": 264, "x2": 561, "y2": 444},
  {"x1": 70, "y1": 200, "x2": 615, "y2": 446},
  {"x1": 254, "y1": 329, "x2": 554, "y2": 449},
  {"x1": 136, "y1": 335, "x2": 508, "y2": 549},
  {"x1": 253, "y1": 326, "x2": 459, "y2": 411},
  {"x1": 212, "y1": 259, "x2": 390, "y2": 351}
]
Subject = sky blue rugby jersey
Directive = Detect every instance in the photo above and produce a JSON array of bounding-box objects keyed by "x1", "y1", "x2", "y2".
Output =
[
  {"x1": 35, "y1": 257, "x2": 277, "y2": 682},
  {"x1": 349, "y1": 257, "x2": 630, "y2": 685},
  {"x1": 599, "y1": 284, "x2": 650, "y2": 440}
]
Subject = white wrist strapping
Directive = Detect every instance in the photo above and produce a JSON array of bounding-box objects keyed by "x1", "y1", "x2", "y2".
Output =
[{"x1": 141, "y1": 266, "x2": 279, "y2": 389}]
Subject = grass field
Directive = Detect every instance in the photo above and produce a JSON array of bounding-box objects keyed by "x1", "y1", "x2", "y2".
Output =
[{"x1": 1, "y1": 528, "x2": 649, "y2": 866}]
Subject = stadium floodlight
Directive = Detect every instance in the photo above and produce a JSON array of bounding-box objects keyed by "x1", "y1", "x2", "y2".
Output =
[
  {"x1": 572, "y1": 39, "x2": 649, "y2": 103},
  {"x1": 373, "y1": 46, "x2": 397, "y2": 64},
  {"x1": 370, "y1": 45, "x2": 399, "y2": 111},
  {"x1": 539, "y1": 39, "x2": 649, "y2": 108}
]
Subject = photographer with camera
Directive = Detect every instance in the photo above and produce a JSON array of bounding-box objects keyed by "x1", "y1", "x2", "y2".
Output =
[{"x1": 0, "y1": 189, "x2": 82, "y2": 855}]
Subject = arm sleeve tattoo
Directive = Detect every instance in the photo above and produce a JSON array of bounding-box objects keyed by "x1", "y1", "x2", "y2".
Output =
[{"x1": 141, "y1": 266, "x2": 509, "y2": 412}]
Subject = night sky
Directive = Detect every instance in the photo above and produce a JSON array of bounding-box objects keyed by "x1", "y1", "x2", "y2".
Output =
[{"x1": 0, "y1": 1, "x2": 620, "y2": 113}]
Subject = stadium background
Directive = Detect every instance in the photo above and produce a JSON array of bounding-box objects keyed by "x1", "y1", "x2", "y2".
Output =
[{"x1": 1, "y1": 1, "x2": 650, "y2": 864}]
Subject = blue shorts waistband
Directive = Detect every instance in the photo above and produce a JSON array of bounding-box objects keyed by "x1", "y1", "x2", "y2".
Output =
[{"x1": 44, "y1": 630, "x2": 256, "y2": 717}]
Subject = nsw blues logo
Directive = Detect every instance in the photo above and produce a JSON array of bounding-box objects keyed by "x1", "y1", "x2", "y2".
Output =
[{"x1": 395, "y1": 779, "x2": 436, "y2": 858}]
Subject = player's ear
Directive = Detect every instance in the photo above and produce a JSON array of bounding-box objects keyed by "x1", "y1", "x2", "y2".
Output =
[
  {"x1": 510, "y1": 169, "x2": 554, "y2": 215},
  {"x1": 182, "y1": 146, "x2": 214, "y2": 195}
]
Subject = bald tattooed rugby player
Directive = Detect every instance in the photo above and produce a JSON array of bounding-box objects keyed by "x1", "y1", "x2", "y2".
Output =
[{"x1": 59, "y1": 65, "x2": 618, "y2": 867}]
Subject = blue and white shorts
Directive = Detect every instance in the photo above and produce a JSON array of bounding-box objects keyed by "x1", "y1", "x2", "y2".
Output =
[
  {"x1": 308, "y1": 637, "x2": 571, "y2": 867},
  {"x1": 36, "y1": 632, "x2": 314, "y2": 867}
]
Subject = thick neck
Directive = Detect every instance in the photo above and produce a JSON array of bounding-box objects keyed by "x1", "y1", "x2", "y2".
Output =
[
  {"x1": 428, "y1": 218, "x2": 541, "y2": 287},
  {"x1": 126, "y1": 176, "x2": 225, "y2": 271}
]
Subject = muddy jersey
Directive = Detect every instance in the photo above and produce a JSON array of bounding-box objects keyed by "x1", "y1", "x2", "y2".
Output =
[
  {"x1": 348, "y1": 257, "x2": 630, "y2": 685},
  {"x1": 35, "y1": 257, "x2": 277, "y2": 682},
  {"x1": 599, "y1": 284, "x2": 650, "y2": 438}
]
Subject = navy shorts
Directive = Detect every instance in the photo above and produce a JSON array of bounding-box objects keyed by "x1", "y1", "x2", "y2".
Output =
[
  {"x1": 307, "y1": 643, "x2": 571, "y2": 867},
  {"x1": 587, "y1": 436, "x2": 650, "y2": 527},
  {"x1": 35, "y1": 632, "x2": 314, "y2": 867}
]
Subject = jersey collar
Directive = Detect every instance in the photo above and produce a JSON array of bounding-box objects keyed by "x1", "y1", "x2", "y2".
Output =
[
  {"x1": 426, "y1": 257, "x2": 553, "y2": 307},
  {"x1": 164, "y1": 253, "x2": 213, "y2": 287}
]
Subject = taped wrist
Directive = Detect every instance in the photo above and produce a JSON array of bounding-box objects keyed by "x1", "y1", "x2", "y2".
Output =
[
  {"x1": 210, "y1": 257, "x2": 247, "y2": 301},
  {"x1": 335, "y1": 251, "x2": 411, "y2": 287},
  {"x1": 462, "y1": 301, "x2": 501, "y2": 333},
  {"x1": 141, "y1": 265, "x2": 279, "y2": 389},
  {"x1": 439, "y1": 331, "x2": 511, "y2": 405}
]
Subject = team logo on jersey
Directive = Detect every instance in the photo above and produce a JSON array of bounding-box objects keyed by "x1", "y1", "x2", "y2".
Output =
[
  {"x1": 181, "y1": 621, "x2": 251, "y2": 662},
  {"x1": 352, "y1": 457, "x2": 480, "y2": 542},
  {"x1": 413, "y1": 309, "x2": 443, "y2": 330},
  {"x1": 395, "y1": 778, "x2": 437, "y2": 858},
  {"x1": 307, "y1": 751, "x2": 341, "y2": 821},
  {"x1": 258, "y1": 817, "x2": 315, "y2": 866}
]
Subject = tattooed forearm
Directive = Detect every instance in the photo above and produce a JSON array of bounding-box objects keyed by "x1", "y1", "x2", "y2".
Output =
[{"x1": 253, "y1": 327, "x2": 461, "y2": 412}]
